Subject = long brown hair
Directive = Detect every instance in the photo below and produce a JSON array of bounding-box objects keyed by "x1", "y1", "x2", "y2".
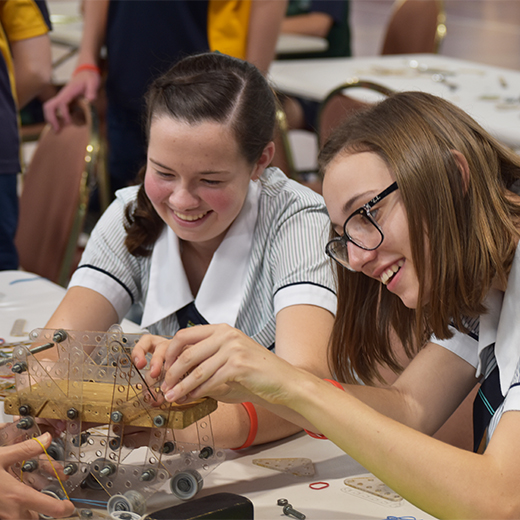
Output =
[
  {"x1": 124, "y1": 52, "x2": 277, "y2": 256},
  {"x1": 319, "y1": 91, "x2": 520, "y2": 384}
]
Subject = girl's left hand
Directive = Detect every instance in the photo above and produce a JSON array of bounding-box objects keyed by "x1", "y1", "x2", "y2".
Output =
[{"x1": 144, "y1": 324, "x2": 302, "y2": 407}]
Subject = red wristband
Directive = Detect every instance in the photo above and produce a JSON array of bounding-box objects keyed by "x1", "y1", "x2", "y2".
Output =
[
  {"x1": 304, "y1": 379, "x2": 345, "y2": 440},
  {"x1": 73, "y1": 63, "x2": 101, "y2": 76},
  {"x1": 232, "y1": 402, "x2": 258, "y2": 450}
]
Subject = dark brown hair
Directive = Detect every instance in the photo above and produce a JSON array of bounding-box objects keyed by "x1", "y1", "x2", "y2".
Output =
[
  {"x1": 124, "y1": 52, "x2": 277, "y2": 256},
  {"x1": 319, "y1": 91, "x2": 520, "y2": 384}
]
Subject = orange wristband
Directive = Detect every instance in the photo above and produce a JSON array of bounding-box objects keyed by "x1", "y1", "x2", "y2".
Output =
[
  {"x1": 73, "y1": 63, "x2": 101, "y2": 76},
  {"x1": 232, "y1": 402, "x2": 258, "y2": 450},
  {"x1": 304, "y1": 379, "x2": 344, "y2": 440}
]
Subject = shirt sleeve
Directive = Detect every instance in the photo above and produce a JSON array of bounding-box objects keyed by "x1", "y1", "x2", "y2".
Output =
[
  {"x1": 268, "y1": 182, "x2": 337, "y2": 316},
  {"x1": 2, "y1": 0, "x2": 51, "y2": 42},
  {"x1": 68, "y1": 187, "x2": 144, "y2": 322}
]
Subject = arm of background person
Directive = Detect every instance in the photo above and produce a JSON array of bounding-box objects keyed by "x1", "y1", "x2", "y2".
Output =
[
  {"x1": 11, "y1": 32, "x2": 51, "y2": 109},
  {"x1": 281, "y1": 11, "x2": 333, "y2": 38},
  {"x1": 43, "y1": 0, "x2": 109, "y2": 131},
  {"x1": 246, "y1": 0, "x2": 287, "y2": 74}
]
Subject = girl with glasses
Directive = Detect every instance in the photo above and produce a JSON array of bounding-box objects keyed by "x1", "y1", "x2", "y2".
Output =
[
  {"x1": 146, "y1": 90, "x2": 520, "y2": 518},
  {"x1": 43, "y1": 52, "x2": 336, "y2": 451}
]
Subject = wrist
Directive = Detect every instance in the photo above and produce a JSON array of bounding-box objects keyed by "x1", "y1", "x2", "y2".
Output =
[
  {"x1": 231, "y1": 402, "x2": 258, "y2": 450},
  {"x1": 73, "y1": 63, "x2": 101, "y2": 76}
]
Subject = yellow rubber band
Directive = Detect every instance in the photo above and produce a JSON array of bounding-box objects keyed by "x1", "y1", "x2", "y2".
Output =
[{"x1": 31, "y1": 437, "x2": 70, "y2": 500}]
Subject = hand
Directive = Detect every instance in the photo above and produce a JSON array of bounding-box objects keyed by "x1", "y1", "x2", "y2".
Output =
[
  {"x1": 0, "y1": 432, "x2": 75, "y2": 519},
  {"x1": 152, "y1": 324, "x2": 303, "y2": 407},
  {"x1": 43, "y1": 69, "x2": 101, "y2": 132}
]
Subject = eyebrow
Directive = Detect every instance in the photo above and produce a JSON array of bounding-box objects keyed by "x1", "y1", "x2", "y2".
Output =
[{"x1": 149, "y1": 158, "x2": 227, "y2": 175}]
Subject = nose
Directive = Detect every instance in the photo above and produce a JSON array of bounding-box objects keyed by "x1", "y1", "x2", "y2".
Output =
[
  {"x1": 346, "y1": 241, "x2": 378, "y2": 272},
  {"x1": 169, "y1": 183, "x2": 199, "y2": 210}
]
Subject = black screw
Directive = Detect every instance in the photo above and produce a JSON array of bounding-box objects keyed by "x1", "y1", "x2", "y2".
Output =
[
  {"x1": 277, "y1": 498, "x2": 289, "y2": 506},
  {"x1": 12, "y1": 362, "x2": 27, "y2": 374},
  {"x1": 16, "y1": 417, "x2": 34, "y2": 429},
  {"x1": 283, "y1": 504, "x2": 306, "y2": 520},
  {"x1": 161, "y1": 441, "x2": 175, "y2": 454},
  {"x1": 199, "y1": 446, "x2": 214, "y2": 459},
  {"x1": 53, "y1": 329, "x2": 68, "y2": 343},
  {"x1": 18, "y1": 405, "x2": 31, "y2": 416}
]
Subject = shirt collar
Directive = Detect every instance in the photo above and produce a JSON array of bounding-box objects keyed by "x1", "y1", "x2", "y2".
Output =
[
  {"x1": 479, "y1": 241, "x2": 520, "y2": 395},
  {"x1": 140, "y1": 179, "x2": 261, "y2": 329}
]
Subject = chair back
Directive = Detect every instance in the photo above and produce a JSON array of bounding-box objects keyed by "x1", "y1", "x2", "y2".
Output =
[
  {"x1": 15, "y1": 99, "x2": 102, "y2": 286},
  {"x1": 381, "y1": 0, "x2": 447, "y2": 55},
  {"x1": 318, "y1": 80, "x2": 394, "y2": 146}
]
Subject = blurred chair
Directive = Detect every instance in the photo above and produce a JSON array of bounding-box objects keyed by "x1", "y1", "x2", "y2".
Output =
[
  {"x1": 15, "y1": 98, "x2": 109, "y2": 287},
  {"x1": 381, "y1": 0, "x2": 447, "y2": 55},
  {"x1": 273, "y1": 106, "x2": 298, "y2": 181},
  {"x1": 318, "y1": 79, "x2": 394, "y2": 146}
]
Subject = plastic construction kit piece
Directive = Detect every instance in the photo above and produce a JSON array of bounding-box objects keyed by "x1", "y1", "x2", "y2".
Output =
[
  {"x1": 252, "y1": 457, "x2": 315, "y2": 477},
  {"x1": 343, "y1": 475, "x2": 402, "y2": 503},
  {"x1": 0, "y1": 325, "x2": 225, "y2": 516}
]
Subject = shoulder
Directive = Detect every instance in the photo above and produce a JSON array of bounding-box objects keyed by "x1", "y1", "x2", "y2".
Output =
[
  {"x1": 259, "y1": 167, "x2": 326, "y2": 209},
  {"x1": 1, "y1": 0, "x2": 51, "y2": 41}
]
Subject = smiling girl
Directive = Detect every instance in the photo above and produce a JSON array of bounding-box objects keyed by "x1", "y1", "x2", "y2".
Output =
[
  {"x1": 148, "y1": 91, "x2": 520, "y2": 518},
  {"x1": 44, "y1": 52, "x2": 336, "y2": 449}
]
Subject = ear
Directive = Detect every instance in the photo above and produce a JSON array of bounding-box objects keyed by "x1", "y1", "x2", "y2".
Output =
[
  {"x1": 251, "y1": 141, "x2": 275, "y2": 181},
  {"x1": 451, "y1": 150, "x2": 470, "y2": 193}
]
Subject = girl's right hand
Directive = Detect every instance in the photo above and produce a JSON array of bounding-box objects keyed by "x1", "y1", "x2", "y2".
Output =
[{"x1": 157, "y1": 324, "x2": 307, "y2": 408}]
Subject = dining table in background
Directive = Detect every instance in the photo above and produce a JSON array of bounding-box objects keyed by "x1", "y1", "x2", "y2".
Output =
[{"x1": 269, "y1": 53, "x2": 520, "y2": 151}]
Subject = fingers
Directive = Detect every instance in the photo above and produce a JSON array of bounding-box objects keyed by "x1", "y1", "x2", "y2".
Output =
[
  {"x1": 133, "y1": 334, "x2": 171, "y2": 377},
  {"x1": 1, "y1": 433, "x2": 51, "y2": 468},
  {"x1": 19, "y1": 488, "x2": 75, "y2": 519}
]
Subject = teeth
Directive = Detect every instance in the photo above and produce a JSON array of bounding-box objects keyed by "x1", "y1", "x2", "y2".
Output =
[
  {"x1": 174, "y1": 211, "x2": 208, "y2": 222},
  {"x1": 381, "y1": 260, "x2": 404, "y2": 285}
]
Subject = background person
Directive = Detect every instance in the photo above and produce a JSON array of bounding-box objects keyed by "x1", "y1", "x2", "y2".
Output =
[
  {"x1": 144, "y1": 91, "x2": 520, "y2": 519},
  {"x1": 0, "y1": 0, "x2": 52, "y2": 270},
  {"x1": 43, "y1": 0, "x2": 287, "y2": 199}
]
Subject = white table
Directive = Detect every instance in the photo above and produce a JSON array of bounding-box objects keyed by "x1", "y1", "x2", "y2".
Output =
[
  {"x1": 269, "y1": 53, "x2": 520, "y2": 150},
  {"x1": 148, "y1": 432, "x2": 436, "y2": 520},
  {"x1": 0, "y1": 270, "x2": 436, "y2": 519},
  {"x1": 276, "y1": 34, "x2": 328, "y2": 55}
]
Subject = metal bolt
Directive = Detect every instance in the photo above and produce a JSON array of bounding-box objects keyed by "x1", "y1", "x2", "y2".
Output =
[
  {"x1": 53, "y1": 329, "x2": 68, "y2": 343},
  {"x1": 161, "y1": 441, "x2": 175, "y2": 454},
  {"x1": 79, "y1": 510, "x2": 93, "y2": 519},
  {"x1": 99, "y1": 463, "x2": 116, "y2": 477},
  {"x1": 22, "y1": 460, "x2": 38, "y2": 472},
  {"x1": 67, "y1": 408, "x2": 78, "y2": 420},
  {"x1": 64, "y1": 463, "x2": 78, "y2": 475},
  {"x1": 139, "y1": 469, "x2": 156, "y2": 482},
  {"x1": 199, "y1": 446, "x2": 213, "y2": 459},
  {"x1": 111, "y1": 411, "x2": 123, "y2": 423},
  {"x1": 153, "y1": 414, "x2": 166, "y2": 427},
  {"x1": 18, "y1": 405, "x2": 31, "y2": 416},
  {"x1": 12, "y1": 362, "x2": 27, "y2": 374},
  {"x1": 16, "y1": 417, "x2": 34, "y2": 429},
  {"x1": 283, "y1": 504, "x2": 306, "y2": 520},
  {"x1": 277, "y1": 499, "x2": 289, "y2": 507}
]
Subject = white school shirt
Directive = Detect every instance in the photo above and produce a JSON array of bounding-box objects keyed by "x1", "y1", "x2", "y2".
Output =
[
  {"x1": 69, "y1": 167, "x2": 337, "y2": 348},
  {"x1": 433, "y1": 241, "x2": 520, "y2": 445}
]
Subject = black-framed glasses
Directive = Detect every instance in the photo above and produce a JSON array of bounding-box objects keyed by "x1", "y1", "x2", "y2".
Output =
[{"x1": 326, "y1": 182, "x2": 399, "y2": 271}]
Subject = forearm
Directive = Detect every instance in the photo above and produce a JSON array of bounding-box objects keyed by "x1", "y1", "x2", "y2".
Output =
[
  {"x1": 12, "y1": 34, "x2": 52, "y2": 108},
  {"x1": 209, "y1": 402, "x2": 300, "y2": 449},
  {"x1": 281, "y1": 12, "x2": 333, "y2": 38},
  {"x1": 291, "y1": 376, "x2": 515, "y2": 519},
  {"x1": 246, "y1": 0, "x2": 287, "y2": 74},
  {"x1": 75, "y1": 0, "x2": 109, "y2": 66}
]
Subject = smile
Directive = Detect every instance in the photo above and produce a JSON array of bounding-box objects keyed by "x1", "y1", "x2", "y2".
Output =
[
  {"x1": 173, "y1": 210, "x2": 209, "y2": 222},
  {"x1": 380, "y1": 260, "x2": 404, "y2": 285}
]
